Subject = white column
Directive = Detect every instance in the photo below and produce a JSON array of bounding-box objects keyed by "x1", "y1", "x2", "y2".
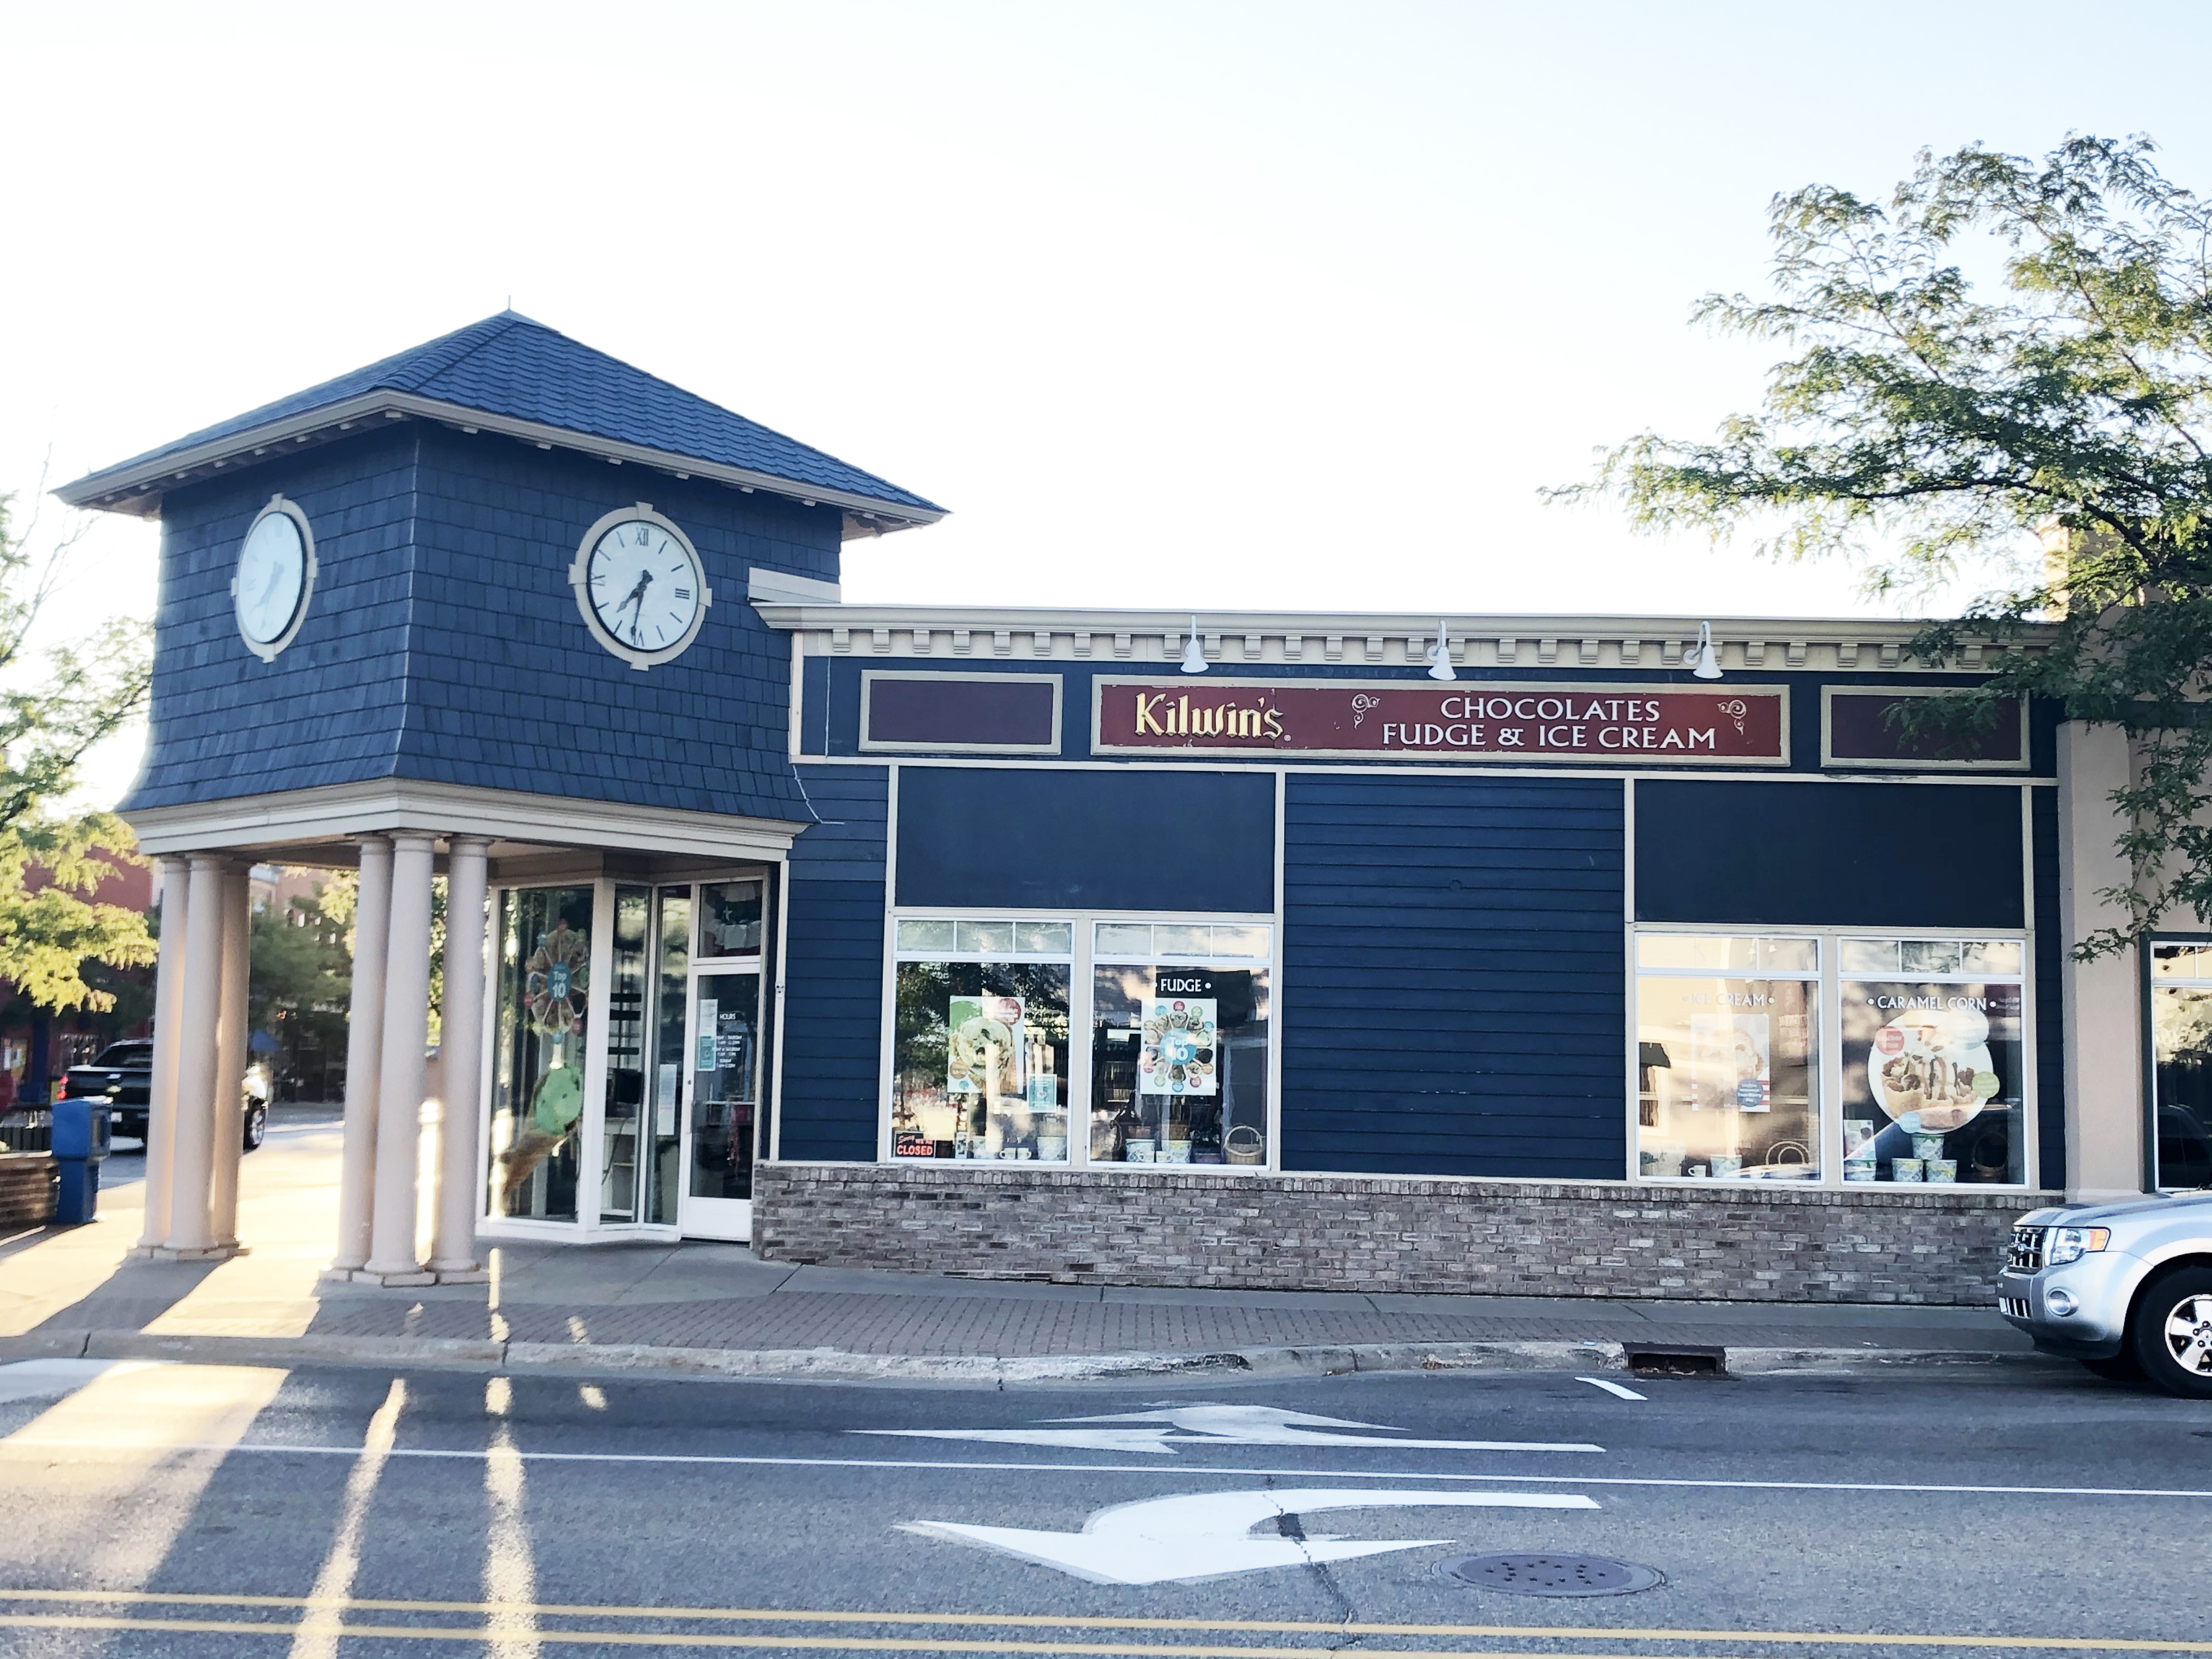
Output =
[
  {"x1": 207, "y1": 865, "x2": 251, "y2": 1248},
  {"x1": 163, "y1": 852, "x2": 230, "y2": 1253},
  {"x1": 365, "y1": 832, "x2": 436, "y2": 1279},
  {"x1": 430, "y1": 836, "x2": 490, "y2": 1274},
  {"x1": 137, "y1": 854, "x2": 191, "y2": 1250},
  {"x1": 2058, "y1": 719, "x2": 2146, "y2": 1200},
  {"x1": 331, "y1": 836, "x2": 393, "y2": 1273}
]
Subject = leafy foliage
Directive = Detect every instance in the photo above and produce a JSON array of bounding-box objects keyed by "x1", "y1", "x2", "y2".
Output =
[
  {"x1": 1556, "y1": 136, "x2": 2212, "y2": 956},
  {"x1": 0, "y1": 490, "x2": 154, "y2": 1009},
  {"x1": 250, "y1": 888, "x2": 352, "y2": 1034}
]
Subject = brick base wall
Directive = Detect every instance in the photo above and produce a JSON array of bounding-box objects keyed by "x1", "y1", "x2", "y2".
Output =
[
  {"x1": 0, "y1": 1156, "x2": 57, "y2": 1230},
  {"x1": 754, "y1": 1163, "x2": 2057, "y2": 1305}
]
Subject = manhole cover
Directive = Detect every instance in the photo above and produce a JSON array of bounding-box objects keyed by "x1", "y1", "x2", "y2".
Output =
[{"x1": 1436, "y1": 1553, "x2": 1665, "y2": 1597}]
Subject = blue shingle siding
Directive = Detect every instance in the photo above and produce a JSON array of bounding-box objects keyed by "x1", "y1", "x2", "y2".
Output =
[
  {"x1": 97, "y1": 313, "x2": 940, "y2": 516},
  {"x1": 127, "y1": 430, "x2": 420, "y2": 809},
  {"x1": 126, "y1": 426, "x2": 832, "y2": 820},
  {"x1": 394, "y1": 427, "x2": 822, "y2": 817},
  {"x1": 778, "y1": 766, "x2": 889, "y2": 1161},
  {"x1": 1280, "y1": 774, "x2": 1627, "y2": 1178}
]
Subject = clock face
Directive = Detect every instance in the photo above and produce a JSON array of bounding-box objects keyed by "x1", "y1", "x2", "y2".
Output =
[
  {"x1": 584, "y1": 517, "x2": 704, "y2": 656},
  {"x1": 236, "y1": 505, "x2": 309, "y2": 647}
]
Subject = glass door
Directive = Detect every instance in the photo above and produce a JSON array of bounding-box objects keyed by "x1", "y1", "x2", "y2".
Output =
[{"x1": 677, "y1": 879, "x2": 768, "y2": 1240}]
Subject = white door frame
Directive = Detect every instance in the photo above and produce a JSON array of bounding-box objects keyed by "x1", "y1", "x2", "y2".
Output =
[{"x1": 676, "y1": 957, "x2": 766, "y2": 1242}]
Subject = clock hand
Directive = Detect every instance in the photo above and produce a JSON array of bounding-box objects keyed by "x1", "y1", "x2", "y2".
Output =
[{"x1": 615, "y1": 569, "x2": 653, "y2": 642}]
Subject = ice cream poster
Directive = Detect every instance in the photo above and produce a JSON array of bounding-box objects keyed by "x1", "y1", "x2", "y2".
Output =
[
  {"x1": 1863, "y1": 996, "x2": 2007, "y2": 1132},
  {"x1": 948, "y1": 996, "x2": 1024, "y2": 1097},
  {"x1": 1140, "y1": 997, "x2": 1217, "y2": 1096},
  {"x1": 1690, "y1": 1012, "x2": 1771, "y2": 1111}
]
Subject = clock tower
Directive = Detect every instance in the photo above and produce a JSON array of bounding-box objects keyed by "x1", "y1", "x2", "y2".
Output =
[{"x1": 59, "y1": 312, "x2": 942, "y2": 1275}]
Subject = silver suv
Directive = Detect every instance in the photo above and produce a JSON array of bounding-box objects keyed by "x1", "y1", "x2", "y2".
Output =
[{"x1": 1996, "y1": 1191, "x2": 2212, "y2": 1397}]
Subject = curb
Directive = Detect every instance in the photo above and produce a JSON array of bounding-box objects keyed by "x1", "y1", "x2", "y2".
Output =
[{"x1": 0, "y1": 1328, "x2": 2058, "y2": 1385}]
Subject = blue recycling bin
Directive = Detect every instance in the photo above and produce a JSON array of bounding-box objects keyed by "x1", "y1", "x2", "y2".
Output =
[{"x1": 51, "y1": 1097, "x2": 111, "y2": 1224}]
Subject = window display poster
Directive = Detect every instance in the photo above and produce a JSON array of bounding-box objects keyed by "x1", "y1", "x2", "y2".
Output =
[
  {"x1": 949, "y1": 995, "x2": 1025, "y2": 1097},
  {"x1": 1847, "y1": 983, "x2": 2019, "y2": 1133},
  {"x1": 695, "y1": 999, "x2": 717, "y2": 1071},
  {"x1": 1690, "y1": 1013, "x2": 1771, "y2": 1111},
  {"x1": 1141, "y1": 996, "x2": 1218, "y2": 1096},
  {"x1": 656, "y1": 1064, "x2": 679, "y2": 1136}
]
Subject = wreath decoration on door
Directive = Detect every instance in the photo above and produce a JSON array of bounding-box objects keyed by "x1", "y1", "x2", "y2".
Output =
[{"x1": 524, "y1": 923, "x2": 590, "y2": 1036}]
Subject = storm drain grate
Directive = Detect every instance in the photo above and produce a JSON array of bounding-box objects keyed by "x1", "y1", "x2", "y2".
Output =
[
  {"x1": 1437, "y1": 1553, "x2": 1666, "y2": 1597},
  {"x1": 1621, "y1": 1341, "x2": 1727, "y2": 1378}
]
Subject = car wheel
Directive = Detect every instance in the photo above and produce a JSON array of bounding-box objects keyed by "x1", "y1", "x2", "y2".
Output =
[
  {"x1": 2128, "y1": 1266, "x2": 2212, "y2": 1399},
  {"x1": 242, "y1": 1103, "x2": 268, "y2": 1153},
  {"x1": 2078, "y1": 1351, "x2": 2145, "y2": 1383}
]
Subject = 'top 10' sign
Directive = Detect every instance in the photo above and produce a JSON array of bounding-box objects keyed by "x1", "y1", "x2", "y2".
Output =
[{"x1": 1093, "y1": 680, "x2": 1789, "y2": 764}]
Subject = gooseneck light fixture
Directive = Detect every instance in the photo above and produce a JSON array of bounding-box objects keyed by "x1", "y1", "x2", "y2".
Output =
[
  {"x1": 1692, "y1": 620, "x2": 1723, "y2": 680},
  {"x1": 1180, "y1": 616, "x2": 1208, "y2": 674},
  {"x1": 1427, "y1": 619, "x2": 1457, "y2": 682}
]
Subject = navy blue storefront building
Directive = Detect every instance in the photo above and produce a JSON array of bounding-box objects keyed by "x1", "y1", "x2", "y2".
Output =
[{"x1": 63, "y1": 315, "x2": 2176, "y2": 1300}]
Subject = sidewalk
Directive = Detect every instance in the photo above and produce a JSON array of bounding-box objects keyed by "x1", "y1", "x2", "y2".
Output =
[{"x1": 0, "y1": 1108, "x2": 2045, "y2": 1385}]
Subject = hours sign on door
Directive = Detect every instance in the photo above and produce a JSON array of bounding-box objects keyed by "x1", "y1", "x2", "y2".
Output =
[{"x1": 1093, "y1": 679, "x2": 1788, "y2": 763}]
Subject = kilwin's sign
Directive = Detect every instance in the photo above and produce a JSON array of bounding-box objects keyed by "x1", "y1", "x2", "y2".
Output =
[{"x1": 1093, "y1": 680, "x2": 1788, "y2": 763}]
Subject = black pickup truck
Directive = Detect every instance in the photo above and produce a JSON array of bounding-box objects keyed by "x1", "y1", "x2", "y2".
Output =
[{"x1": 61, "y1": 1041, "x2": 268, "y2": 1151}]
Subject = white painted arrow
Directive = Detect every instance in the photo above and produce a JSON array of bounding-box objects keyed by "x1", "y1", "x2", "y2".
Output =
[
  {"x1": 857, "y1": 1402, "x2": 1601, "y2": 1455},
  {"x1": 901, "y1": 1486, "x2": 1599, "y2": 1585}
]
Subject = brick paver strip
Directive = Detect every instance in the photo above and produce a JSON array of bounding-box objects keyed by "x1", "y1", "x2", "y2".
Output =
[{"x1": 284, "y1": 1292, "x2": 2030, "y2": 1356}]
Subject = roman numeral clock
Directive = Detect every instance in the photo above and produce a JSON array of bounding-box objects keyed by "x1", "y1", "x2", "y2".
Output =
[{"x1": 569, "y1": 504, "x2": 713, "y2": 668}]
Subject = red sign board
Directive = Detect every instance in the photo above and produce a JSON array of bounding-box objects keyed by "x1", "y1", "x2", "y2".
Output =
[{"x1": 1093, "y1": 680, "x2": 1788, "y2": 763}]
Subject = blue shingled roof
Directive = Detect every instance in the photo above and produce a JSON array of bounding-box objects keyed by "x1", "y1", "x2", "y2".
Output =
[{"x1": 90, "y1": 312, "x2": 941, "y2": 515}]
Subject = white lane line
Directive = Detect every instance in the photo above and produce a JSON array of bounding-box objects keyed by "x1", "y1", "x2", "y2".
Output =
[
  {"x1": 1, "y1": 1440, "x2": 2206, "y2": 1501},
  {"x1": 1576, "y1": 1376, "x2": 1647, "y2": 1401}
]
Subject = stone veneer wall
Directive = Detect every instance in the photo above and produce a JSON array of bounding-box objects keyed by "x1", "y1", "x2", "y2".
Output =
[
  {"x1": 0, "y1": 1156, "x2": 56, "y2": 1230},
  {"x1": 753, "y1": 1163, "x2": 2056, "y2": 1305}
]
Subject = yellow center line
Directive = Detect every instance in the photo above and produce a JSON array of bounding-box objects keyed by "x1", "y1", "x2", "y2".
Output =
[{"x1": 0, "y1": 1595, "x2": 2201, "y2": 1654}]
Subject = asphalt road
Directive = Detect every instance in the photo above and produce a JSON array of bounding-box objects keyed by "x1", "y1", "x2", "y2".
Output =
[{"x1": 0, "y1": 1356, "x2": 2205, "y2": 1657}]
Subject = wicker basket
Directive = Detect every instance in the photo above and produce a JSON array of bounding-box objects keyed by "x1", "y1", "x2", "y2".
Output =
[{"x1": 1223, "y1": 1125, "x2": 1266, "y2": 1166}]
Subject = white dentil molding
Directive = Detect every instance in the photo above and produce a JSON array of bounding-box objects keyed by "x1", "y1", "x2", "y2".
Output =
[{"x1": 752, "y1": 604, "x2": 2052, "y2": 676}]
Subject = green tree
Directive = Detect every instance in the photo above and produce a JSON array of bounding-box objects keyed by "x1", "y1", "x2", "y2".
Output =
[
  {"x1": 251, "y1": 884, "x2": 353, "y2": 1094},
  {"x1": 250, "y1": 888, "x2": 353, "y2": 1034},
  {"x1": 0, "y1": 491, "x2": 154, "y2": 1009},
  {"x1": 1558, "y1": 136, "x2": 2212, "y2": 957}
]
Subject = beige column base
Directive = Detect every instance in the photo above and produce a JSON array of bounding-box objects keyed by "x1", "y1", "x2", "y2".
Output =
[
  {"x1": 128, "y1": 1242, "x2": 249, "y2": 1263},
  {"x1": 319, "y1": 1265, "x2": 485, "y2": 1286}
]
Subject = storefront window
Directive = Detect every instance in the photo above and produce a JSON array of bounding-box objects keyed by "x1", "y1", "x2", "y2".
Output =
[
  {"x1": 2151, "y1": 944, "x2": 2212, "y2": 1191},
  {"x1": 1841, "y1": 938, "x2": 2025, "y2": 1186},
  {"x1": 647, "y1": 888, "x2": 691, "y2": 1222},
  {"x1": 1635, "y1": 934, "x2": 1820, "y2": 1181},
  {"x1": 1090, "y1": 923, "x2": 1271, "y2": 1168},
  {"x1": 892, "y1": 918, "x2": 1071, "y2": 1160},
  {"x1": 699, "y1": 881, "x2": 763, "y2": 958},
  {"x1": 489, "y1": 885, "x2": 594, "y2": 1220},
  {"x1": 601, "y1": 887, "x2": 651, "y2": 1222}
]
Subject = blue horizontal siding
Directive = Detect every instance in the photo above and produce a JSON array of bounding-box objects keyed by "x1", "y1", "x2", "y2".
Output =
[
  {"x1": 778, "y1": 766, "x2": 889, "y2": 1161},
  {"x1": 2032, "y1": 789, "x2": 2067, "y2": 1192},
  {"x1": 1281, "y1": 774, "x2": 1627, "y2": 1179}
]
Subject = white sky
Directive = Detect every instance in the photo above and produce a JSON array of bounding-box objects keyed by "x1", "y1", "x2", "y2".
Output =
[{"x1": 7, "y1": 1, "x2": 2211, "y2": 804}]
